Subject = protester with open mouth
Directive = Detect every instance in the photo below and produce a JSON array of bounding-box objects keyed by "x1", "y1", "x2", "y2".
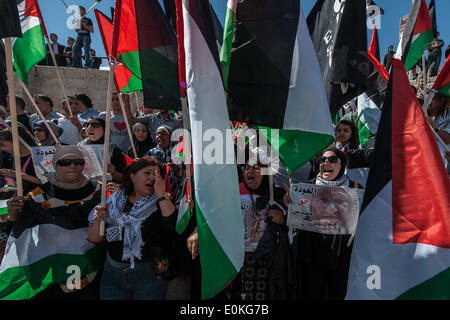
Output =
[
  {"x1": 79, "y1": 117, "x2": 126, "y2": 183},
  {"x1": 284, "y1": 147, "x2": 362, "y2": 300},
  {"x1": 88, "y1": 157, "x2": 180, "y2": 300}
]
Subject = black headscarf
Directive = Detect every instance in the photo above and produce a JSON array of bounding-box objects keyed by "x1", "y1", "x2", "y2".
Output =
[
  {"x1": 321, "y1": 147, "x2": 347, "y2": 181},
  {"x1": 130, "y1": 123, "x2": 155, "y2": 158},
  {"x1": 84, "y1": 117, "x2": 105, "y2": 145}
]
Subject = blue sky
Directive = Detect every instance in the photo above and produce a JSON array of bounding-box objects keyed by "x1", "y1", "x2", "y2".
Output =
[{"x1": 38, "y1": 0, "x2": 449, "y2": 68}]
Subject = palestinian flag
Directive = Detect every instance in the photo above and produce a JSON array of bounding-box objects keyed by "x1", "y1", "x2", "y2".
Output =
[
  {"x1": 11, "y1": 0, "x2": 46, "y2": 85},
  {"x1": 428, "y1": 0, "x2": 437, "y2": 39},
  {"x1": 396, "y1": 0, "x2": 433, "y2": 71},
  {"x1": 0, "y1": 0, "x2": 22, "y2": 39},
  {"x1": 368, "y1": 26, "x2": 389, "y2": 83},
  {"x1": 431, "y1": 54, "x2": 450, "y2": 97},
  {"x1": 176, "y1": 178, "x2": 190, "y2": 235},
  {"x1": 357, "y1": 92, "x2": 381, "y2": 148},
  {"x1": 346, "y1": 59, "x2": 450, "y2": 300},
  {"x1": 0, "y1": 187, "x2": 15, "y2": 216},
  {"x1": 114, "y1": 0, "x2": 180, "y2": 110},
  {"x1": 176, "y1": 0, "x2": 244, "y2": 300},
  {"x1": 226, "y1": 0, "x2": 334, "y2": 138},
  {"x1": 307, "y1": 0, "x2": 376, "y2": 113},
  {"x1": 95, "y1": 9, "x2": 142, "y2": 92},
  {"x1": 219, "y1": 0, "x2": 236, "y2": 90},
  {"x1": 0, "y1": 188, "x2": 105, "y2": 299}
]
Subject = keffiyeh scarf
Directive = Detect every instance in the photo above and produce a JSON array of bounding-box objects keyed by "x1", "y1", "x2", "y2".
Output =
[{"x1": 104, "y1": 189, "x2": 158, "y2": 268}]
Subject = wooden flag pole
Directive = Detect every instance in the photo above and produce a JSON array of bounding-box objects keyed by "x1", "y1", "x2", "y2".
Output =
[
  {"x1": 118, "y1": 92, "x2": 138, "y2": 159},
  {"x1": 5, "y1": 38, "x2": 23, "y2": 197},
  {"x1": 99, "y1": 61, "x2": 115, "y2": 236},
  {"x1": 422, "y1": 53, "x2": 427, "y2": 100},
  {"x1": 44, "y1": 35, "x2": 72, "y2": 117},
  {"x1": 15, "y1": 74, "x2": 61, "y2": 144}
]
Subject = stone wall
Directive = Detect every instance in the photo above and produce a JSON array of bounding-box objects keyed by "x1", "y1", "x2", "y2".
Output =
[{"x1": 13, "y1": 65, "x2": 142, "y2": 115}]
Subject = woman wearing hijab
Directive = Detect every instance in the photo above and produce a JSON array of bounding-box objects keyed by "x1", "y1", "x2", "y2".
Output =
[
  {"x1": 284, "y1": 147, "x2": 362, "y2": 300},
  {"x1": 79, "y1": 117, "x2": 126, "y2": 183},
  {"x1": 145, "y1": 125, "x2": 184, "y2": 199},
  {"x1": 6, "y1": 146, "x2": 103, "y2": 299},
  {"x1": 218, "y1": 155, "x2": 292, "y2": 300},
  {"x1": 33, "y1": 120, "x2": 63, "y2": 146},
  {"x1": 128, "y1": 123, "x2": 155, "y2": 159},
  {"x1": 334, "y1": 119, "x2": 359, "y2": 151},
  {"x1": 88, "y1": 156, "x2": 178, "y2": 300}
]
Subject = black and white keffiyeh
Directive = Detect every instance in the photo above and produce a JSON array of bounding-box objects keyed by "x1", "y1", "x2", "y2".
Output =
[{"x1": 91, "y1": 189, "x2": 158, "y2": 268}]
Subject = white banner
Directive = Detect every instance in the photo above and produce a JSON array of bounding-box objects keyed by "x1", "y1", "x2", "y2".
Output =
[
  {"x1": 287, "y1": 183, "x2": 363, "y2": 235},
  {"x1": 31, "y1": 145, "x2": 104, "y2": 183}
]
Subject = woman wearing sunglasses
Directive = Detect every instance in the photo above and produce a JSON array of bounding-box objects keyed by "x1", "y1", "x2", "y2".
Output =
[
  {"x1": 6, "y1": 146, "x2": 103, "y2": 299},
  {"x1": 33, "y1": 120, "x2": 63, "y2": 146},
  {"x1": 79, "y1": 117, "x2": 127, "y2": 183},
  {"x1": 284, "y1": 147, "x2": 362, "y2": 301}
]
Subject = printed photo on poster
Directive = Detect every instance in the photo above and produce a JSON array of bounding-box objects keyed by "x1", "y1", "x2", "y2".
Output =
[{"x1": 287, "y1": 183, "x2": 362, "y2": 235}]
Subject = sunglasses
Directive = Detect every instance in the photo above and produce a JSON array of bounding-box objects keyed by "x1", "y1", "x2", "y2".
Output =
[
  {"x1": 33, "y1": 127, "x2": 44, "y2": 132},
  {"x1": 83, "y1": 122, "x2": 102, "y2": 128},
  {"x1": 56, "y1": 159, "x2": 85, "y2": 167},
  {"x1": 319, "y1": 155, "x2": 339, "y2": 164}
]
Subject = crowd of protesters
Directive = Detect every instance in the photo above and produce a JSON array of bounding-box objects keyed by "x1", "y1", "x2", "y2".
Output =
[{"x1": 0, "y1": 34, "x2": 448, "y2": 300}]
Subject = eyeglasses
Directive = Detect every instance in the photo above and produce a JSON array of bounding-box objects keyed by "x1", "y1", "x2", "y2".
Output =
[
  {"x1": 56, "y1": 159, "x2": 85, "y2": 167},
  {"x1": 319, "y1": 155, "x2": 339, "y2": 164},
  {"x1": 33, "y1": 127, "x2": 44, "y2": 132},
  {"x1": 83, "y1": 122, "x2": 102, "y2": 128}
]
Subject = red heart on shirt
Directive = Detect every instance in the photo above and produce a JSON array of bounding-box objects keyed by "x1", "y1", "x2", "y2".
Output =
[{"x1": 114, "y1": 122, "x2": 126, "y2": 131}]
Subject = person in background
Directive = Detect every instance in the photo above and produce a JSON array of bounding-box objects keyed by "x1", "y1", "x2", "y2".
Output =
[
  {"x1": 334, "y1": 119, "x2": 360, "y2": 152},
  {"x1": 0, "y1": 126, "x2": 40, "y2": 194},
  {"x1": 128, "y1": 123, "x2": 155, "y2": 159},
  {"x1": 426, "y1": 92, "x2": 450, "y2": 169},
  {"x1": 426, "y1": 32, "x2": 444, "y2": 77},
  {"x1": 33, "y1": 120, "x2": 63, "y2": 146},
  {"x1": 72, "y1": 6, "x2": 94, "y2": 68},
  {"x1": 56, "y1": 97, "x2": 84, "y2": 146},
  {"x1": 89, "y1": 49, "x2": 102, "y2": 69},
  {"x1": 46, "y1": 33, "x2": 67, "y2": 67},
  {"x1": 5, "y1": 95, "x2": 32, "y2": 133},
  {"x1": 29, "y1": 94, "x2": 63, "y2": 129},
  {"x1": 64, "y1": 37, "x2": 75, "y2": 67},
  {"x1": 75, "y1": 93, "x2": 99, "y2": 120},
  {"x1": 383, "y1": 45, "x2": 395, "y2": 72}
]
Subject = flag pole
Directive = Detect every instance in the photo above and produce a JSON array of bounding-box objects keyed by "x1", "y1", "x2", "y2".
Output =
[
  {"x1": 99, "y1": 61, "x2": 115, "y2": 236},
  {"x1": 85, "y1": 0, "x2": 102, "y2": 16},
  {"x1": 118, "y1": 92, "x2": 138, "y2": 158},
  {"x1": 4, "y1": 38, "x2": 23, "y2": 197},
  {"x1": 15, "y1": 74, "x2": 61, "y2": 144},
  {"x1": 422, "y1": 53, "x2": 427, "y2": 100}
]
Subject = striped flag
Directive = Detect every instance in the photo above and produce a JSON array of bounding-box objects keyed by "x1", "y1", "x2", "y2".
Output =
[
  {"x1": 176, "y1": 0, "x2": 244, "y2": 300},
  {"x1": 346, "y1": 59, "x2": 450, "y2": 300},
  {"x1": 431, "y1": 54, "x2": 450, "y2": 97},
  {"x1": 11, "y1": 0, "x2": 46, "y2": 85},
  {"x1": 357, "y1": 92, "x2": 381, "y2": 148},
  {"x1": 95, "y1": 9, "x2": 142, "y2": 93},
  {"x1": 114, "y1": 0, "x2": 181, "y2": 110},
  {"x1": 219, "y1": 0, "x2": 236, "y2": 90},
  {"x1": 396, "y1": 0, "x2": 433, "y2": 71},
  {"x1": 176, "y1": 178, "x2": 190, "y2": 235},
  {"x1": 0, "y1": 186, "x2": 105, "y2": 299}
]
